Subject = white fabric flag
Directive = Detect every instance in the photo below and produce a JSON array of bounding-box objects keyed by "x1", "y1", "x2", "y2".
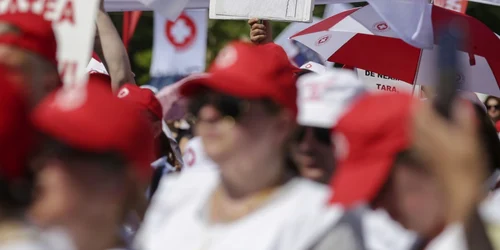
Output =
[{"x1": 150, "y1": 10, "x2": 208, "y2": 77}]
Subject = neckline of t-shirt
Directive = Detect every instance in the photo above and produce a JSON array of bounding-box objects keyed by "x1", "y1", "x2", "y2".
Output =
[{"x1": 198, "y1": 177, "x2": 303, "y2": 227}]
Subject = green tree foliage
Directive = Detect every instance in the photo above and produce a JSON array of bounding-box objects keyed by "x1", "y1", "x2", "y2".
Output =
[{"x1": 109, "y1": 2, "x2": 500, "y2": 85}]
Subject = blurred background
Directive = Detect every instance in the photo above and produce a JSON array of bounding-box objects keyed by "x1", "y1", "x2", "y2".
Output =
[{"x1": 111, "y1": 2, "x2": 500, "y2": 85}]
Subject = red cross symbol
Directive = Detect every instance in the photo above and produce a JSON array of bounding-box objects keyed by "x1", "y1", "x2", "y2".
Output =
[
  {"x1": 316, "y1": 35, "x2": 331, "y2": 46},
  {"x1": 375, "y1": 22, "x2": 389, "y2": 31},
  {"x1": 165, "y1": 13, "x2": 197, "y2": 51}
]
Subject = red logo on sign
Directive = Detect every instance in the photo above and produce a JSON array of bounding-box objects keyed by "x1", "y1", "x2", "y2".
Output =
[
  {"x1": 315, "y1": 35, "x2": 331, "y2": 46},
  {"x1": 373, "y1": 22, "x2": 389, "y2": 32},
  {"x1": 165, "y1": 13, "x2": 197, "y2": 51}
]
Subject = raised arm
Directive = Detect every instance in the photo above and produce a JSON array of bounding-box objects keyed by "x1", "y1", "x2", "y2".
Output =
[{"x1": 95, "y1": 0, "x2": 136, "y2": 92}]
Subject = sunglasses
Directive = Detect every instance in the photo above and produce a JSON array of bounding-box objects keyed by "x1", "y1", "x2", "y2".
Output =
[
  {"x1": 487, "y1": 105, "x2": 500, "y2": 111},
  {"x1": 188, "y1": 93, "x2": 247, "y2": 121},
  {"x1": 293, "y1": 126, "x2": 331, "y2": 145}
]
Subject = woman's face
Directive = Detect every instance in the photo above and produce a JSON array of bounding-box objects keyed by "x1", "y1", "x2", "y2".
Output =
[
  {"x1": 390, "y1": 164, "x2": 445, "y2": 238},
  {"x1": 192, "y1": 92, "x2": 293, "y2": 173},
  {"x1": 486, "y1": 98, "x2": 500, "y2": 121}
]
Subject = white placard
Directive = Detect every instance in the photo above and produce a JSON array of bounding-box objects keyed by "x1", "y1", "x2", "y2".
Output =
[
  {"x1": 357, "y1": 69, "x2": 415, "y2": 94},
  {"x1": 209, "y1": 0, "x2": 314, "y2": 22},
  {"x1": 0, "y1": 0, "x2": 99, "y2": 86}
]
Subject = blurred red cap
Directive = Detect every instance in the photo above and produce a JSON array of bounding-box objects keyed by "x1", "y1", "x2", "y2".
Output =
[
  {"x1": 0, "y1": 12, "x2": 57, "y2": 66},
  {"x1": 32, "y1": 78, "x2": 155, "y2": 181},
  {"x1": 180, "y1": 42, "x2": 299, "y2": 117},
  {"x1": 117, "y1": 83, "x2": 163, "y2": 120},
  {"x1": 0, "y1": 70, "x2": 34, "y2": 182},
  {"x1": 329, "y1": 93, "x2": 415, "y2": 208}
]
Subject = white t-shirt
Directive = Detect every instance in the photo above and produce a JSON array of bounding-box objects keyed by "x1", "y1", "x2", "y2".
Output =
[
  {"x1": 0, "y1": 226, "x2": 75, "y2": 250},
  {"x1": 135, "y1": 167, "x2": 343, "y2": 250},
  {"x1": 425, "y1": 189, "x2": 500, "y2": 250}
]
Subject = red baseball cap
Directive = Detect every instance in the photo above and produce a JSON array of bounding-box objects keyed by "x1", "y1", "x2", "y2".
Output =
[
  {"x1": 180, "y1": 42, "x2": 299, "y2": 116},
  {"x1": 0, "y1": 73, "x2": 34, "y2": 182},
  {"x1": 329, "y1": 93, "x2": 415, "y2": 208},
  {"x1": 0, "y1": 12, "x2": 57, "y2": 66},
  {"x1": 32, "y1": 78, "x2": 155, "y2": 181},
  {"x1": 117, "y1": 83, "x2": 163, "y2": 120}
]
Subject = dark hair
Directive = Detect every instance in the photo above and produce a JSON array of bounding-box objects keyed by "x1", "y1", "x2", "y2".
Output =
[
  {"x1": 472, "y1": 104, "x2": 500, "y2": 173},
  {"x1": 0, "y1": 167, "x2": 34, "y2": 216},
  {"x1": 296, "y1": 69, "x2": 315, "y2": 78},
  {"x1": 483, "y1": 96, "x2": 500, "y2": 107},
  {"x1": 33, "y1": 135, "x2": 129, "y2": 189}
]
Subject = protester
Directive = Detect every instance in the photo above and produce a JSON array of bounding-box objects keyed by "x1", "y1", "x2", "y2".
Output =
[
  {"x1": 324, "y1": 91, "x2": 500, "y2": 249},
  {"x1": 293, "y1": 69, "x2": 365, "y2": 183},
  {"x1": 0, "y1": 12, "x2": 60, "y2": 106},
  {"x1": 485, "y1": 96, "x2": 500, "y2": 125},
  {"x1": 135, "y1": 42, "x2": 343, "y2": 250},
  {"x1": 29, "y1": 77, "x2": 155, "y2": 250},
  {"x1": 413, "y1": 99, "x2": 498, "y2": 250}
]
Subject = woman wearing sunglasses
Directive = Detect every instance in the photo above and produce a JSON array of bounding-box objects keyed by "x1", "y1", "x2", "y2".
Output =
[
  {"x1": 293, "y1": 67, "x2": 365, "y2": 184},
  {"x1": 135, "y1": 42, "x2": 342, "y2": 250}
]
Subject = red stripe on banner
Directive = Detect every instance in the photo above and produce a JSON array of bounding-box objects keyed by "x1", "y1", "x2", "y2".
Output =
[
  {"x1": 328, "y1": 34, "x2": 421, "y2": 84},
  {"x1": 291, "y1": 8, "x2": 359, "y2": 38},
  {"x1": 123, "y1": 12, "x2": 131, "y2": 50},
  {"x1": 122, "y1": 11, "x2": 142, "y2": 51}
]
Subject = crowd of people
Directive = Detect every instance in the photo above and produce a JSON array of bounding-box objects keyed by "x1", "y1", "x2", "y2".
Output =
[{"x1": 0, "y1": 2, "x2": 500, "y2": 250}]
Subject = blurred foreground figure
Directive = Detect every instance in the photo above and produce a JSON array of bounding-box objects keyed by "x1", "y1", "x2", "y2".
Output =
[
  {"x1": 0, "y1": 13, "x2": 60, "y2": 106},
  {"x1": 0, "y1": 70, "x2": 72, "y2": 250},
  {"x1": 135, "y1": 42, "x2": 343, "y2": 250},
  {"x1": 323, "y1": 93, "x2": 500, "y2": 250},
  {"x1": 413, "y1": 100, "x2": 499, "y2": 250},
  {"x1": 30, "y1": 78, "x2": 155, "y2": 250}
]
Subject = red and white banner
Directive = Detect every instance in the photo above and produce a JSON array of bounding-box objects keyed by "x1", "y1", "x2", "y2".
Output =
[
  {"x1": 434, "y1": 0, "x2": 469, "y2": 13},
  {"x1": 150, "y1": 10, "x2": 208, "y2": 77},
  {"x1": 0, "y1": 0, "x2": 100, "y2": 86}
]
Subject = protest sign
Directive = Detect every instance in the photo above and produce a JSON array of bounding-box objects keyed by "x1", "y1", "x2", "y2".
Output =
[
  {"x1": 357, "y1": 69, "x2": 415, "y2": 94},
  {"x1": 209, "y1": 0, "x2": 314, "y2": 22},
  {"x1": 0, "y1": 0, "x2": 100, "y2": 86}
]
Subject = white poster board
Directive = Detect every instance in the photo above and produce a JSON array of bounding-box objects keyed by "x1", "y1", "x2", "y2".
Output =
[
  {"x1": 0, "y1": 0, "x2": 100, "y2": 86},
  {"x1": 209, "y1": 0, "x2": 314, "y2": 22},
  {"x1": 357, "y1": 69, "x2": 418, "y2": 94}
]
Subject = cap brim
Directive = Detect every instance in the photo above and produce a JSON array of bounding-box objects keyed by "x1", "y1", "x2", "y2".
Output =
[
  {"x1": 179, "y1": 73, "x2": 268, "y2": 99},
  {"x1": 329, "y1": 156, "x2": 394, "y2": 208}
]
